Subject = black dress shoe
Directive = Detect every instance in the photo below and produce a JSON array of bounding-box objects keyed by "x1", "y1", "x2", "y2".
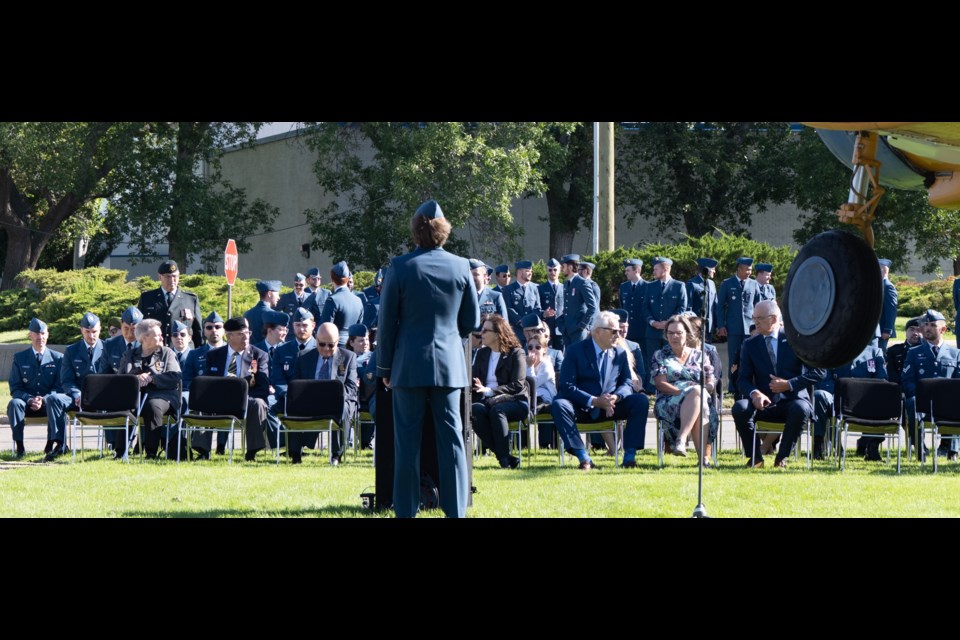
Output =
[
  {"x1": 578, "y1": 460, "x2": 597, "y2": 471},
  {"x1": 864, "y1": 446, "x2": 883, "y2": 462},
  {"x1": 622, "y1": 460, "x2": 638, "y2": 469},
  {"x1": 192, "y1": 448, "x2": 210, "y2": 460},
  {"x1": 949, "y1": 452, "x2": 959, "y2": 462},
  {"x1": 746, "y1": 458, "x2": 764, "y2": 468},
  {"x1": 43, "y1": 440, "x2": 53, "y2": 454},
  {"x1": 244, "y1": 449, "x2": 261, "y2": 462},
  {"x1": 42, "y1": 442, "x2": 65, "y2": 463},
  {"x1": 215, "y1": 446, "x2": 226, "y2": 456},
  {"x1": 290, "y1": 456, "x2": 302, "y2": 464},
  {"x1": 14, "y1": 450, "x2": 25, "y2": 460},
  {"x1": 330, "y1": 455, "x2": 341, "y2": 466}
]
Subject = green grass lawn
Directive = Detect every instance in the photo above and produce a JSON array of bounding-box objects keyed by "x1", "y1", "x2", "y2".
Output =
[
  {"x1": 0, "y1": 329, "x2": 29, "y2": 344},
  {"x1": 2, "y1": 447, "x2": 959, "y2": 517}
]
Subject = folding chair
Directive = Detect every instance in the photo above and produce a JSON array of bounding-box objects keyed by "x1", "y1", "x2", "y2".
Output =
[
  {"x1": 178, "y1": 376, "x2": 249, "y2": 464},
  {"x1": 559, "y1": 419, "x2": 624, "y2": 467},
  {"x1": 835, "y1": 378, "x2": 902, "y2": 472},
  {"x1": 916, "y1": 378, "x2": 960, "y2": 474},
  {"x1": 71, "y1": 374, "x2": 145, "y2": 463},
  {"x1": 656, "y1": 385, "x2": 720, "y2": 468},
  {"x1": 507, "y1": 375, "x2": 537, "y2": 467},
  {"x1": 280, "y1": 379, "x2": 346, "y2": 466}
]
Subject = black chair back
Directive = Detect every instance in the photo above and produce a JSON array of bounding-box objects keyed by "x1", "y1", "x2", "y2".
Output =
[
  {"x1": 837, "y1": 378, "x2": 902, "y2": 421},
  {"x1": 286, "y1": 379, "x2": 344, "y2": 419},
  {"x1": 189, "y1": 376, "x2": 249, "y2": 419},
  {"x1": 525, "y1": 375, "x2": 537, "y2": 419},
  {"x1": 80, "y1": 374, "x2": 141, "y2": 413},
  {"x1": 916, "y1": 378, "x2": 960, "y2": 422}
]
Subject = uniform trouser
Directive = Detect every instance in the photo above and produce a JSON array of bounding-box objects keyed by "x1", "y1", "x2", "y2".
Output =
[
  {"x1": 733, "y1": 397, "x2": 813, "y2": 462},
  {"x1": 905, "y1": 396, "x2": 959, "y2": 454},
  {"x1": 550, "y1": 394, "x2": 649, "y2": 454},
  {"x1": 726, "y1": 334, "x2": 746, "y2": 381},
  {"x1": 471, "y1": 400, "x2": 528, "y2": 462},
  {"x1": 191, "y1": 398, "x2": 269, "y2": 454},
  {"x1": 6, "y1": 397, "x2": 67, "y2": 445},
  {"x1": 392, "y1": 386, "x2": 468, "y2": 519},
  {"x1": 265, "y1": 395, "x2": 285, "y2": 449}
]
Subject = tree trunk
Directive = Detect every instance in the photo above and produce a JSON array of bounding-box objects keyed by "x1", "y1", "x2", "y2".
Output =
[
  {"x1": 1, "y1": 226, "x2": 36, "y2": 290},
  {"x1": 549, "y1": 226, "x2": 575, "y2": 261},
  {"x1": 953, "y1": 256, "x2": 960, "y2": 277}
]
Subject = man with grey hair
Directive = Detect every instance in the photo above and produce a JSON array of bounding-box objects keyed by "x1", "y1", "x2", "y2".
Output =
[
  {"x1": 550, "y1": 310, "x2": 650, "y2": 470},
  {"x1": 732, "y1": 300, "x2": 825, "y2": 468}
]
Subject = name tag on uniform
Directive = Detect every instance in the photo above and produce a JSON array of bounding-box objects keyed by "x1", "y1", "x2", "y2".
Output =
[
  {"x1": 210, "y1": 367, "x2": 219, "y2": 372},
  {"x1": 867, "y1": 359, "x2": 876, "y2": 373},
  {"x1": 283, "y1": 363, "x2": 290, "y2": 371}
]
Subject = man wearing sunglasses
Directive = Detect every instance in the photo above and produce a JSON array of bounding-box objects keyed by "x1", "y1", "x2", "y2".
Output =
[
  {"x1": 539, "y1": 258, "x2": 564, "y2": 350},
  {"x1": 182, "y1": 312, "x2": 228, "y2": 454}
]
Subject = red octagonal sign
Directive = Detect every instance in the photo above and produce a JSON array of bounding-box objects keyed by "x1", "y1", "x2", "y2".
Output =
[{"x1": 224, "y1": 239, "x2": 239, "y2": 285}]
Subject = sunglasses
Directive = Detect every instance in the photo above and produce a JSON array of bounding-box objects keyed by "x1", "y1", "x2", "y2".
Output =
[
  {"x1": 317, "y1": 341, "x2": 337, "y2": 348},
  {"x1": 204, "y1": 324, "x2": 223, "y2": 330},
  {"x1": 173, "y1": 332, "x2": 188, "y2": 337},
  {"x1": 472, "y1": 333, "x2": 482, "y2": 340},
  {"x1": 528, "y1": 345, "x2": 543, "y2": 351}
]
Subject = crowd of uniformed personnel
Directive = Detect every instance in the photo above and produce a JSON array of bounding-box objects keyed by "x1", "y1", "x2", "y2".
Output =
[{"x1": 8, "y1": 243, "x2": 960, "y2": 471}]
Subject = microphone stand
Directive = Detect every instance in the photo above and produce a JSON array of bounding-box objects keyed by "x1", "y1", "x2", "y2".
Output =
[{"x1": 692, "y1": 268, "x2": 710, "y2": 518}]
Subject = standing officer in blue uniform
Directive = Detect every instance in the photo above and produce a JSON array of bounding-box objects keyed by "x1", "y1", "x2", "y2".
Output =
[
  {"x1": 578, "y1": 261, "x2": 602, "y2": 304},
  {"x1": 103, "y1": 306, "x2": 142, "y2": 374},
  {"x1": 901, "y1": 309, "x2": 960, "y2": 461},
  {"x1": 557, "y1": 254, "x2": 598, "y2": 349},
  {"x1": 620, "y1": 258, "x2": 646, "y2": 348},
  {"x1": 492, "y1": 264, "x2": 510, "y2": 293},
  {"x1": 7, "y1": 319, "x2": 67, "y2": 460},
  {"x1": 278, "y1": 273, "x2": 308, "y2": 342},
  {"x1": 470, "y1": 259, "x2": 508, "y2": 325},
  {"x1": 269, "y1": 307, "x2": 318, "y2": 452},
  {"x1": 503, "y1": 259, "x2": 542, "y2": 345},
  {"x1": 640, "y1": 257, "x2": 689, "y2": 378},
  {"x1": 754, "y1": 263, "x2": 776, "y2": 303},
  {"x1": 376, "y1": 199, "x2": 480, "y2": 518},
  {"x1": 303, "y1": 267, "x2": 331, "y2": 324},
  {"x1": 686, "y1": 257, "x2": 718, "y2": 342},
  {"x1": 244, "y1": 280, "x2": 281, "y2": 343},
  {"x1": 137, "y1": 259, "x2": 203, "y2": 348},
  {"x1": 878, "y1": 258, "x2": 898, "y2": 354},
  {"x1": 362, "y1": 268, "x2": 385, "y2": 334},
  {"x1": 319, "y1": 261, "x2": 364, "y2": 347},
  {"x1": 539, "y1": 258, "x2": 564, "y2": 350},
  {"x1": 717, "y1": 257, "x2": 760, "y2": 381}
]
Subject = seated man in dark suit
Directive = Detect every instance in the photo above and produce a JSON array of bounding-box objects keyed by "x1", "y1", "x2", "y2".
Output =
[
  {"x1": 732, "y1": 300, "x2": 825, "y2": 468},
  {"x1": 550, "y1": 311, "x2": 650, "y2": 470}
]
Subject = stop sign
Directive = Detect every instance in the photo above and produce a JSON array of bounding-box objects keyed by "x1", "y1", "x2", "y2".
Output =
[{"x1": 224, "y1": 239, "x2": 238, "y2": 285}]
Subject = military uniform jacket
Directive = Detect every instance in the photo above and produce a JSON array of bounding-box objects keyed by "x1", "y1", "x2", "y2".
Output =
[
  {"x1": 204, "y1": 344, "x2": 271, "y2": 400},
  {"x1": 182, "y1": 343, "x2": 217, "y2": 394},
  {"x1": 559, "y1": 274, "x2": 598, "y2": 337},
  {"x1": 880, "y1": 278, "x2": 898, "y2": 338},
  {"x1": 270, "y1": 338, "x2": 317, "y2": 401},
  {"x1": 641, "y1": 278, "x2": 689, "y2": 339},
  {"x1": 243, "y1": 300, "x2": 273, "y2": 343},
  {"x1": 539, "y1": 281, "x2": 563, "y2": 315},
  {"x1": 755, "y1": 283, "x2": 776, "y2": 304},
  {"x1": 294, "y1": 347, "x2": 359, "y2": 418},
  {"x1": 362, "y1": 285, "x2": 380, "y2": 330},
  {"x1": 319, "y1": 286, "x2": 364, "y2": 346},
  {"x1": 277, "y1": 291, "x2": 308, "y2": 316},
  {"x1": 619, "y1": 279, "x2": 647, "y2": 341},
  {"x1": 717, "y1": 276, "x2": 760, "y2": 336},
  {"x1": 477, "y1": 287, "x2": 508, "y2": 326},
  {"x1": 885, "y1": 341, "x2": 915, "y2": 384},
  {"x1": 685, "y1": 275, "x2": 717, "y2": 334},
  {"x1": 900, "y1": 341, "x2": 960, "y2": 398},
  {"x1": 816, "y1": 344, "x2": 887, "y2": 394},
  {"x1": 138, "y1": 286, "x2": 203, "y2": 347},
  {"x1": 303, "y1": 288, "x2": 331, "y2": 325},
  {"x1": 60, "y1": 339, "x2": 107, "y2": 402},
  {"x1": 502, "y1": 280, "x2": 542, "y2": 330},
  {"x1": 102, "y1": 335, "x2": 139, "y2": 374},
  {"x1": 9, "y1": 348, "x2": 63, "y2": 401},
  {"x1": 117, "y1": 345, "x2": 182, "y2": 406}
]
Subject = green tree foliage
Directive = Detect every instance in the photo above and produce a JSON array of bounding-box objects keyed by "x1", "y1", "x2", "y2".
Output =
[
  {"x1": 892, "y1": 275, "x2": 955, "y2": 319},
  {"x1": 535, "y1": 123, "x2": 593, "y2": 258},
  {"x1": 299, "y1": 122, "x2": 578, "y2": 270}
]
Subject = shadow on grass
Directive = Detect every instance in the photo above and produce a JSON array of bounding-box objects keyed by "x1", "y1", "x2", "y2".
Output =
[{"x1": 120, "y1": 504, "x2": 376, "y2": 518}]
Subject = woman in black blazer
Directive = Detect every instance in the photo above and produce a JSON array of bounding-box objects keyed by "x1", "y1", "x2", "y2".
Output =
[{"x1": 472, "y1": 314, "x2": 529, "y2": 469}]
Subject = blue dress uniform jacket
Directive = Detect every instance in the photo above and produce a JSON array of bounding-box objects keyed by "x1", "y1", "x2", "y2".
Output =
[
  {"x1": 502, "y1": 280, "x2": 541, "y2": 341},
  {"x1": 538, "y1": 280, "x2": 563, "y2": 344},
  {"x1": 270, "y1": 338, "x2": 317, "y2": 406},
  {"x1": 319, "y1": 286, "x2": 364, "y2": 347},
  {"x1": 60, "y1": 339, "x2": 108, "y2": 404},
  {"x1": 477, "y1": 287, "x2": 508, "y2": 325},
  {"x1": 717, "y1": 276, "x2": 759, "y2": 336},
  {"x1": 685, "y1": 275, "x2": 717, "y2": 335},
  {"x1": 558, "y1": 274, "x2": 598, "y2": 347},
  {"x1": 243, "y1": 301, "x2": 273, "y2": 343},
  {"x1": 817, "y1": 345, "x2": 887, "y2": 395},
  {"x1": 294, "y1": 347, "x2": 359, "y2": 418},
  {"x1": 619, "y1": 280, "x2": 647, "y2": 342},
  {"x1": 362, "y1": 285, "x2": 380, "y2": 330},
  {"x1": 880, "y1": 278, "x2": 898, "y2": 338},
  {"x1": 901, "y1": 341, "x2": 960, "y2": 399},
  {"x1": 102, "y1": 335, "x2": 138, "y2": 374},
  {"x1": 137, "y1": 287, "x2": 203, "y2": 348},
  {"x1": 303, "y1": 288, "x2": 331, "y2": 325},
  {"x1": 277, "y1": 291, "x2": 309, "y2": 340},
  {"x1": 641, "y1": 279, "x2": 689, "y2": 339},
  {"x1": 10, "y1": 348, "x2": 63, "y2": 402},
  {"x1": 755, "y1": 283, "x2": 776, "y2": 304}
]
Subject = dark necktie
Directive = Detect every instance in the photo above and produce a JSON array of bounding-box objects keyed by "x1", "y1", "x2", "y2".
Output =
[
  {"x1": 933, "y1": 345, "x2": 940, "y2": 359},
  {"x1": 739, "y1": 279, "x2": 745, "y2": 291},
  {"x1": 126, "y1": 342, "x2": 133, "y2": 352},
  {"x1": 88, "y1": 346, "x2": 94, "y2": 361},
  {"x1": 766, "y1": 335, "x2": 777, "y2": 369},
  {"x1": 166, "y1": 291, "x2": 173, "y2": 306},
  {"x1": 269, "y1": 345, "x2": 276, "y2": 359},
  {"x1": 36, "y1": 352, "x2": 42, "y2": 367},
  {"x1": 598, "y1": 350, "x2": 608, "y2": 391},
  {"x1": 319, "y1": 357, "x2": 330, "y2": 380},
  {"x1": 298, "y1": 343, "x2": 306, "y2": 352},
  {"x1": 661, "y1": 280, "x2": 666, "y2": 293}
]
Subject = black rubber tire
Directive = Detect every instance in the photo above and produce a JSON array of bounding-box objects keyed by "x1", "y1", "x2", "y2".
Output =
[{"x1": 781, "y1": 230, "x2": 882, "y2": 369}]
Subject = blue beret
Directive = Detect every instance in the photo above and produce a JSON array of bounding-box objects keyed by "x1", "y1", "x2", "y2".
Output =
[
  {"x1": 331, "y1": 261, "x2": 351, "y2": 279},
  {"x1": 612, "y1": 309, "x2": 628, "y2": 323},
  {"x1": 696, "y1": 257, "x2": 719, "y2": 269},
  {"x1": 291, "y1": 307, "x2": 315, "y2": 323},
  {"x1": 374, "y1": 269, "x2": 385, "y2": 286},
  {"x1": 515, "y1": 260, "x2": 533, "y2": 270},
  {"x1": 157, "y1": 259, "x2": 179, "y2": 274},
  {"x1": 468, "y1": 258, "x2": 486, "y2": 270},
  {"x1": 878, "y1": 258, "x2": 892, "y2": 268},
  {"x1": 80, "y1": 312, "x2": 100, "y2": 329},
  {"x1": 347, "y1": 323, "x2": 368, "y2": 338},
  {"x1": 561, "y1": 254, "x2": 581, "y2": 264},
  {"x1": 520, "y1": 313, "x2": 543, "y2": 329},
  {"x1": 623, "y1": 259, "x2": 643, "y2": 268},
  {"x1": 262, "y1": 310, "x2": 289, "y2": 326},
  {"x1": 651, "y1": 257, "x2": 673, "y2": 266},
  {"x1": 306, "y1": 267, "x2": 321, "y2": 277},
  {"x1": 122, "y1": 306, "x2": 143, "y2": 324},
  {"x1": 580, "y1": 261, "x2": 596, "y2": 270},
  {"x1": 204, "y1": 311, "x2": 224, "y2": 324},
  {"x1": 171, "y1": 320, "x2": 188, "y2": 334},
  {"x1": 736, "y1": 257, "x2": 754, "y2": 266},
  {"x1": 294, "y1": 273, "x2": 306, "y2": 282},
  {"x1": 415, "y1": 199, "x2": 444, "y2": 219},
  {"x1": 755, "y1": 263, "x2": 773, "y2": 273},
  {"x1": 256, "y1": 280, "x2": 281, "y2": 293},
  {"x1": 924, "y1": 309, "x2": 946, "y2": 323},
  {"x1": 546, "y1": 258, "x2": 561, "y2": 268},
  {"x1": 494, "y1": 264, "x2": 509, "y2": 274},
  {"x1": 28, "y1": 318, "x2": 47, "y2": 333}
]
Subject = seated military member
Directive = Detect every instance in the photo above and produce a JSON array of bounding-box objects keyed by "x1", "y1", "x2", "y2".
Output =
[
  {"x1": 181, "y1": 311, "x2": 227, "y2": 456},
  {"x1": 243, "y1": 280, "x2": 281, "y2": 342},
  {"x1": 169, "y1": 320, "x2": 193, "y2": 368},
  {"x1": 492, "y1": 264, "x2": 511, "y2": 292},
  {"x1": 60, "y1": 312, "x2": 109, "y2": 412},
  {"x1": 254, "y1": 310, "x2": 289, "y2": 359},
  {"x1": 137, "y1": 259, "x2": 203, "y2": 347},
  {"x1": 7, "y1": 318, "x2": 68, "y2": 460},
  {"x1": 116, "y1": 319, "x2": 182, "y2": 460},
  {"x1": 103, "y1": 306, "x2": 143, "y2": 373},
  {"x1": 288, "y1": 322, "x2": 358, "y2": 465},
  {"x1": 470, "y1": 258, "x2": 508, "y2": 324},
  {"x1": 550, "y1": 311, "x2": 650, "y2": 470},
  {"x1": 345, "y1": 323, "x2": 375, "y2": 449},
  {"x1": 107, "y1": 317, "x2": 122, "y2": 339},
  {"x1": 191, "y1": 317, "x2": 271, "y2": 462}
]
